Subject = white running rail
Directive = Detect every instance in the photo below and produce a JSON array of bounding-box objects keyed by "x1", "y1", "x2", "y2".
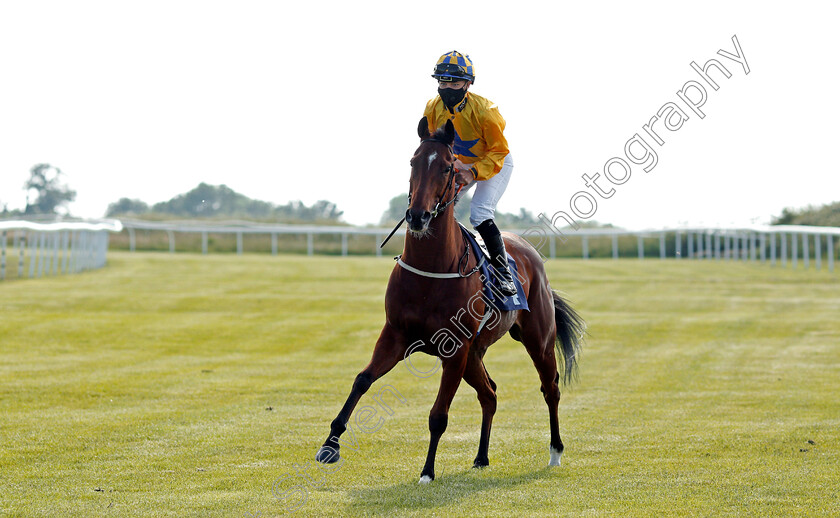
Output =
[
  {"x1": 116, "y1": 219, "x2": 838, "y2": 273},
  {"x1": 0, "y1": 219, "x2": 123, "y2": 281}
]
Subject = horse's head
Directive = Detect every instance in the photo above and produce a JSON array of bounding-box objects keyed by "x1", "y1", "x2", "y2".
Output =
[{"x1": 406, "y1": 117, "x2": 457, "y2": 236}]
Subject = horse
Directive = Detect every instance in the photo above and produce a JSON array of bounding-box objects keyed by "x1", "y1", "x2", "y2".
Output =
[{"x1": 315, "y1": 117, "x2": 585, "y2": 483}]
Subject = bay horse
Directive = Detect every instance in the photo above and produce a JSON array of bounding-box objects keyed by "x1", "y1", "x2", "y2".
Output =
[{"x1": 315, "y1": 117, "x2": 584, "y2": 483}]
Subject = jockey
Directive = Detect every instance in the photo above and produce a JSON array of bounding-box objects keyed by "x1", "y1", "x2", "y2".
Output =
[{"x1": 424, "y1": 50, "x2": 517, "y2": 296}]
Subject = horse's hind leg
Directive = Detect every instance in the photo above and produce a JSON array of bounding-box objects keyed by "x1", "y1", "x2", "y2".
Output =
[
  {"x1": 315, "y1": 323, "x2": 406, "y2": 464},
  {"x1": 462, "y1": 351, "x2": 497, "y2": 468},
  {"x1": 528, "y1": 341, "x2": 564, "y2": 465},
  {"x1": 520, "y1": 309, "x2": 565, "y2": 466}
]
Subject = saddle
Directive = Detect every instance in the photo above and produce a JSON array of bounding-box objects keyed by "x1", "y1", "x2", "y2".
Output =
[{"x1": 459, "y1": 223, "x2": 529, "y2": 313}]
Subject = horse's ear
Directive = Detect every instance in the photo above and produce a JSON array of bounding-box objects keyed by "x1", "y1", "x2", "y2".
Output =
[
  {"x1": 418, "y1": 117, "x2": 430, "y2": 140},
  {"x1": 443, "y1": 119, "x2": 455, "y2": 146}
]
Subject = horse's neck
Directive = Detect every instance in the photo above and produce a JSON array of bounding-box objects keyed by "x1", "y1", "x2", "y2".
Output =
[{"x1": 402, "y1": 215, "x2": 463, "y2": 272}]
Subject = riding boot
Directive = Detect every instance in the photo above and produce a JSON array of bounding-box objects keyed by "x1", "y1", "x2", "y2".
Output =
[{"x1": 475, "y1": 219, "x2": 517, "y2": 297}]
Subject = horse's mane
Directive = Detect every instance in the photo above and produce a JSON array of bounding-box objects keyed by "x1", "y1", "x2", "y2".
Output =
[
  {"x1": 418, "y1": 117, "x2": 455, "y2": 147},
  {"x1": 429, "y1": 126, "x2": 451, "y2": 142}
]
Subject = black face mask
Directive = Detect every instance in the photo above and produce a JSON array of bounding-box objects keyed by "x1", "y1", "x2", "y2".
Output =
[{"x1": 438, "y1": 86, "x2": 468, "y2": 109}]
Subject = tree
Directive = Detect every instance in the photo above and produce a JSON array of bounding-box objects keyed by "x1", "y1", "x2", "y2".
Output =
[
  {"x1": 109, "y1": 183, "x2": 346, "y2": 223},
  {"x1": 494, "y1": 207, "x2": 540, "y2": 228},
  {"x1": 152, "y1": 183, "x2": 275, "y2": 218},
  {"x1": 380, "y1": 193, "x2": 410, "y2": 225},
  {"x1": 24, "y1": 163, "x2": 76, "y2": 215},
  {"x1": 309, "y1": 200, "x2": 343, "y2": 221},
  {"x1": 275, "y1": 200, "x2": 343, "y2": 222},
  {"x1": 106, "y1": 198, "x2": 150, "y2": 217},
  {"x1": 771, "y1": 202, "x2": 840, "y2": 227},
  {"x1": 771, "y1": 207, "x2": 797, "y2": 225}
]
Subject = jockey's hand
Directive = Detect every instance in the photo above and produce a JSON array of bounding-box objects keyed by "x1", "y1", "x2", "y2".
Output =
[
  {"x1": 453, "y1": 160, "x2": 474, "y2": 186},
  {"x1": 454, "y1": 168, "x2": 474, "y2": 186}
]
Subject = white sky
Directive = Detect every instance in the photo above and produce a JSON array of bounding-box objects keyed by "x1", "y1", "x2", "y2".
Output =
[{"x1": 1, "y1": 0, "x2": 838, "y2": 229}]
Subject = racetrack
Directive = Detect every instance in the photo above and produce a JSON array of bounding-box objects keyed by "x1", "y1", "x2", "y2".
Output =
[{"x1": 2, "y1": 252, "x2": 838, "y2": 517}]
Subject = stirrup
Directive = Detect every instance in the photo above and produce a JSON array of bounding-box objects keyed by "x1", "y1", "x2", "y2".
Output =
[
  {"x1": 489, "y1": 260, "x2": 517, "y2": 296},
  {"x1": 495, "y1": 269, "x2": 517, "y2": 296}
]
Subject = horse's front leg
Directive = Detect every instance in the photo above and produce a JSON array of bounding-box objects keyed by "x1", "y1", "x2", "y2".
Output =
[
  {"x1": 315, "y1": 324, "x2": 405, "y2": 464},
  {"x1": 462, "y1": 350, "x2": 497, "y2": 468},
  {"x1": 419, "y1": 351, "x2": 469, "y2": 483}
]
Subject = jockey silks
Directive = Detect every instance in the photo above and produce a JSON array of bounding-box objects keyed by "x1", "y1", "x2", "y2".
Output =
[{"x1": 423, "y1": 91, "x2": 509, "y2": 182}]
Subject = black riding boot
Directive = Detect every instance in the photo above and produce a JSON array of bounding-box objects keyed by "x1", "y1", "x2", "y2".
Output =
[{"x1": 475, "y1": 219, "x2": 517, "y2": 297}]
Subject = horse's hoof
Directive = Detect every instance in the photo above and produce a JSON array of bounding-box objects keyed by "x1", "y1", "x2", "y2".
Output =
[
  {"x1": 549, "y1": 446, "x2": 563, "y2": 467},
  {"x1": 315, "y1": 446, "x2": 340, "y2": 464},
  {"x1": 472, "y1": 458, "x2": 489, "y2": 469},
  {"x1": 418, "y1": 475, "x2": 433, "y2": 484}
]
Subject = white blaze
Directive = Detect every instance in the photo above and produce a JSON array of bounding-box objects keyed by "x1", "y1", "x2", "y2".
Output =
[{"x1": 427, "y1": 151, "x2": 438, "y2": 168}]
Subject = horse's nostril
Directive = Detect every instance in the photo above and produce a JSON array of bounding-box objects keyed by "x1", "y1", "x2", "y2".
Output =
[{"x1": 406, "y1": 209, "x2": 430, "y2": 230}]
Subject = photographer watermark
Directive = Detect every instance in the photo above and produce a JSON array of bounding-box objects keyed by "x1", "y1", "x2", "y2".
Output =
[
  {"x1": 523, "y1": 34, "x2": 750, "y2": 256},
  {"x1": 257, "y1": 33, "x2": 751, "y2": 516}
]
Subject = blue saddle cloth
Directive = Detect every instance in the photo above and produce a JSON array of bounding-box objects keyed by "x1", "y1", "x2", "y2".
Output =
[{"x1": 460, "y1": 224, "x2": 529, "y2": 312}]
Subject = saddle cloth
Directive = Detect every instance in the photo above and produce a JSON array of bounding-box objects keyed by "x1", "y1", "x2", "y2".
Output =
[{"x1": 459, "y1": 223, "x2": 529, "y2": 312}]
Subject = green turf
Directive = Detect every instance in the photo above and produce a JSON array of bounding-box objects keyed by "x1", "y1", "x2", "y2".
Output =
[{"x1": 1, "y1": 253, "x2": 838, "y2": 517}]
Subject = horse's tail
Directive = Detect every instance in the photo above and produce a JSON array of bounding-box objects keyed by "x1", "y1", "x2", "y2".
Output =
[{"x1": 552, "y1": 291, "x2": 585, "y2": 385}]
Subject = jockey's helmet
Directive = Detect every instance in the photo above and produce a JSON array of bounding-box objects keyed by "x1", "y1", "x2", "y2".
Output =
[{"x1": 432, "y1": 51, "x2": 475, "y2": 84}]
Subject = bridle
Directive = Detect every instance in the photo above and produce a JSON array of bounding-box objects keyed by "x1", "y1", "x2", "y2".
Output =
[
  {"x1": 415, "y1": 138, "x2": 463, "y2": 219},
  {"x1": 389, "y1": 137, "x2": 481, "y2": 279},
  {"x1": 378, "y1": 137, "x2": 464, "y2": 250}
]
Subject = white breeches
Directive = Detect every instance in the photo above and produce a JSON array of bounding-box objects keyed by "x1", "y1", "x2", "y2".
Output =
[{"x1": 463, "y1": 153, "x2": 513, "y2": 227}]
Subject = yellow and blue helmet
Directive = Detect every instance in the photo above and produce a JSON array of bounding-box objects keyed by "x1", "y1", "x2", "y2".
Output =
[{"x1": 432, "y1": 50, "x2": 475, "y2": 83}]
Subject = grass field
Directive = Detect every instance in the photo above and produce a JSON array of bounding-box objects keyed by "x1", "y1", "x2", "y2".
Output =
[{"x1": 1, "y1": 252, "x2": 839, "y2": 517}]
